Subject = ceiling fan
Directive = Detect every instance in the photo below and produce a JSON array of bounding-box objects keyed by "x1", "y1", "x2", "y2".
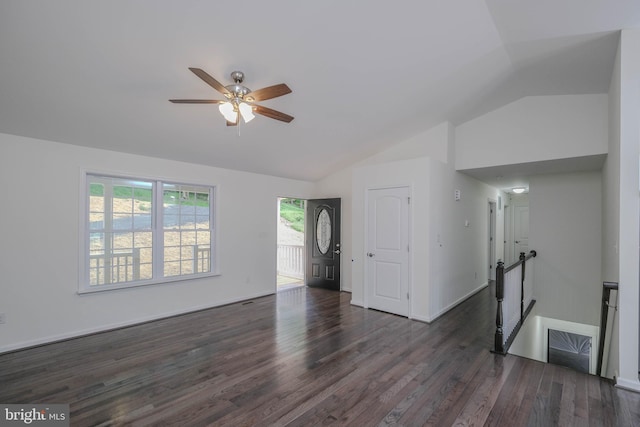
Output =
[{"x1": 170, "y1": 68, "x2": 294, "y2": 126}]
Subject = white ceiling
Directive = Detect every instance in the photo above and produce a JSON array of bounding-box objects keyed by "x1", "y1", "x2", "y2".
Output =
[
  {"x1": 1, "y1": 1, "x2": 638, "y2": 182},
  {"x1": 461, "y1": 154, "x2": 607, "y2": 193}
]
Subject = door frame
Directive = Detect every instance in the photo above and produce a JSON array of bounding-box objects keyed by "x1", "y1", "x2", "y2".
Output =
[
  {"x1": 512, "y1": 194, "x2": 530, "y2": 258},
  {"x1": 276, "y1": 197, "x2": 306, "y2": 292},
  {"x1": 488, "y1": 199, "x2": 497, "y2": 281},
  {"x1": 503, "y1": 201, "x2": 512, "y2": 265},
  {"x1": 363, "y1": 184, "x2": 412, "y2": 318}
]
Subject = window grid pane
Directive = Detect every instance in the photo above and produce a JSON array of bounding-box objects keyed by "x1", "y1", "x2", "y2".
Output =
[
  {"x1": 163, "y1": 184, "x2": 212, "y2": 276},
  {"x1": 85, "y1": 175, "x2": 213, "y2": 290},
  {"x1": 87, "y1": 175, "x2": 154, "y2": 286}
]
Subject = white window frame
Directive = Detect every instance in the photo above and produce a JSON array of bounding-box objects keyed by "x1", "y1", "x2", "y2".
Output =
[{"x1": 79, "y1": 170, "x2": 219, "y2": 294}]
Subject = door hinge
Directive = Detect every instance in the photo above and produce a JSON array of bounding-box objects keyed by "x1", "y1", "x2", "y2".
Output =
[
  {"x1": 407, "y1": 292, "x2": 410, "y2": 300},
  {"x1": 408, "y1": 197, "x2": 411, "y2": 204},
  {"x1": 407, "y1": 244, "x2": 410, "y2": 252}
]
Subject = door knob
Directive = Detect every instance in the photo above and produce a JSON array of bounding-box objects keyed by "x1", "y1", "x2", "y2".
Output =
[
  {"x1": 367, "y1": 252, "x2": 375, "y2": 257},
  {"x1": 334, "y1": 249, "x2": 342, "y2": 255}
]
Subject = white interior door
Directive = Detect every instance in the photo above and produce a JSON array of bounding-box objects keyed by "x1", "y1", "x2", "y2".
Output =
[
  {"x1": 514, "y1": 205, "x2": 529, "y2": 257},
  {"x1": 488, "y1": 201, "x2": 496, "y2": 280},
  {"x1": 366, "y1": 187, "x2": 410, "y2": 317},
  {"x1": 504, "y1": 204, "x2": 512, "y2": 265}
]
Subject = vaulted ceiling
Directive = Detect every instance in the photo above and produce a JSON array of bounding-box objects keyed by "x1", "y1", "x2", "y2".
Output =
[{"x1": 1, "y1": 1, "x2": 639, "y2": 181}]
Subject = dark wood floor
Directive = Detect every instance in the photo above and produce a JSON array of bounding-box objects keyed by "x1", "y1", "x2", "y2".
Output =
[{"x1": 1, "y1": 285, "x2": 639, "y2": 426}]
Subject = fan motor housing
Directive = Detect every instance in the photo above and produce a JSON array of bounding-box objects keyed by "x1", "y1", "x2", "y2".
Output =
[{"x1": 225, "y1": 84, "x2": 251, "y2": 99}]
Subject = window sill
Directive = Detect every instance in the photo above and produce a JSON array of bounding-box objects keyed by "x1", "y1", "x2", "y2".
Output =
[{"x1": 77, "y1": 271, "x2": 221, "y2": 295}]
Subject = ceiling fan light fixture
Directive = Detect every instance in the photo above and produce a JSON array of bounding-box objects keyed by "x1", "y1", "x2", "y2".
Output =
[
  {"x1": 238, "y1": 102, "x2": 255, "y2": 123},
  {"x1": 219, "y1": 102, "x2": 237, "y2": 123},
  {"x1": 171, "y1": 68, "x2": 294, "y2": 125}
]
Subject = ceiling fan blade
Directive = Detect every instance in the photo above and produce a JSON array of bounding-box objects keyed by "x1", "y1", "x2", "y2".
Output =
[
  {"x1": 247, "y1": 84, "x2": 292, "y2": 102},
  {"x1": 226, "y1": 120, "x2": 237, "y2": 126},
  {"x1": 189, "y1": 67, "x2": 231, "y2": 96},
  {"x1": 169, "y1": 99, "x2": 225, "y2": 104},
  {"x1": 253, "y1": 105, "x2": 294, "y2": 123}
]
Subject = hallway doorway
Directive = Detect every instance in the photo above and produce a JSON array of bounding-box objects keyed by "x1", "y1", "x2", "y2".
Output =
[
  {"x1": 277, "y1": 197, "x2": 305, "y2": 291},
  {"x1": 488, "y1": 200, "x2": 497, "y2": 281}
]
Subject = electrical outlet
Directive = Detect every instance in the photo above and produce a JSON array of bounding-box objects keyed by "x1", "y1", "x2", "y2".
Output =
[{"x1": 0, "y1": 313, "x2": 5, "y2": 324}]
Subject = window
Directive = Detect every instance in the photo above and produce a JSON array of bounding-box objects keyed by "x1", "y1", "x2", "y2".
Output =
[{"x1": 81, "y1": 173, "x2": 216, "y2": 293}]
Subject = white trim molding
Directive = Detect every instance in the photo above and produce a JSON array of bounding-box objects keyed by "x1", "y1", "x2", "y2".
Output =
[{"x1": 615, "y1": 377, "x2": 640, "y2": 394}]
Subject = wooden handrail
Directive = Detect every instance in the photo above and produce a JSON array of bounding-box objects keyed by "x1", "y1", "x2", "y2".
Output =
[
  {"x1": 596, "y1": 281, "x2": 618, "y2": 376},
  {"x1": 493, "y1": 250, "x2": 537, "y2": 354},
  {"x1": 503, "y1": 249, "x2": 537, "y2": 274}
]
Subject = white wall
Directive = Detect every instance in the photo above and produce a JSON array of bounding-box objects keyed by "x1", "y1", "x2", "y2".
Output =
[
  {"x1": 455, "y1": 94, "x2": 609, "y2": 170},
  {"x1": 350, "y1": 156, "x2": 504, "y2": 322},
  {"x1": 529, "y1": 171, "x2": 602, "y2": 326},
  {"x1": 362, "y1": 122, "x2": 451, "y2": 165},
  {"x1": 428, "y1": 160, "x2": 505, "y2": 319},
  {"x1": 602, "y1": 35, "x2": 622, "y2": 380},
  {"x1": 603, "y1": 44, "x2": 622, "y2": 285},
  {"x1": 0, "y1": 133, "x2": 315, "y2": 352},
  {"x1": 345, "y1": 121, "x2": 504, "y2": 321},
  {"x1": 614, "y1": 28, "x2": 640, "y2": 392},
  {"x1": 316, "y1": 122, "x2": 455, "y2": 295},
  {"x1": 351, "y1": 158, "x2": 430, "y2": 319}
]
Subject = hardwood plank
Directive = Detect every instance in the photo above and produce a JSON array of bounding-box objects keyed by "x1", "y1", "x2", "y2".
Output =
[
  {"x1": 482, "y1": 356, "x2": 530, "y2": 425},
  {"x1": 574, "y1": 369, "x2": 589, "y2": 422},
  {"x1": 1, "y1": 285, "x2": 638, "y2": 426},
  {"x1": 597, "y1": 378, "x2": 618, "y2": 427},
  {"x1": 510, "y1": 359, "x2": 545, "y2": 427},
  {"x1": 442, "y1": 352, "x2": 517, "y2": 426}
]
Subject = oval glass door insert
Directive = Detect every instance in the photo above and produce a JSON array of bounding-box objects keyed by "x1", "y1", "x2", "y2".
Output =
[{"x1": 316, "y1": 208, "x2": 332, "y2": 254}]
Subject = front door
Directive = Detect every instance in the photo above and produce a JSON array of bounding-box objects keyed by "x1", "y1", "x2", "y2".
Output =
[
  {"x1": 366, "y1": 187, "x2": 410, "y2": 317},
  {"x1": 305, "y1": 198, "x2": 341, "y2": 290}
]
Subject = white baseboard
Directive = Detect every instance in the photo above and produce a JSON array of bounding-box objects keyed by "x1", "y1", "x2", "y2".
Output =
[
  {"x1": 615, "y1": 377, "x2": 640, "y2": 393},
  {"x1": 0, "y1": 290, "x2": 274, "y2": 354},
  {"x1": 352, "y1": 283, "x2": 489, "y2": 323},
  {"x1": 428, "y1": 282, "x2": 489, "y2": 322},
  {"x1": 410, "y1": 314, "x2": 431, "y2": 323}
]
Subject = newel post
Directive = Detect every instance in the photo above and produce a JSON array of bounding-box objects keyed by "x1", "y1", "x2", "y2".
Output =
[
  {"x1": 494, "y1": 260, "x2": 505, "y2": 353},
  {"x1": 519, "y1": 252, "x2": 526, "y2": 321}
]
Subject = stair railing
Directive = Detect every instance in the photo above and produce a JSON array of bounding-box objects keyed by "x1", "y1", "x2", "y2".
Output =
[
  {"x1": 596, "y1": 281, "x2": 618, "y2": 376},
  {"x1": 493, "y1": 250, "x2": 537, "y2": 354}
]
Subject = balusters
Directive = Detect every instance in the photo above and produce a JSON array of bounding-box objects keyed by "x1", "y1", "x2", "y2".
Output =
[
  {"x1": 494, "y1": 261, "x2": 505, "y2": 354},
  {"x1": 520, "y1": 251, "x2": 525, "y2": 320},
  {"x1": 493, "y1": 251, "x2": 537, "y2": 354}
]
